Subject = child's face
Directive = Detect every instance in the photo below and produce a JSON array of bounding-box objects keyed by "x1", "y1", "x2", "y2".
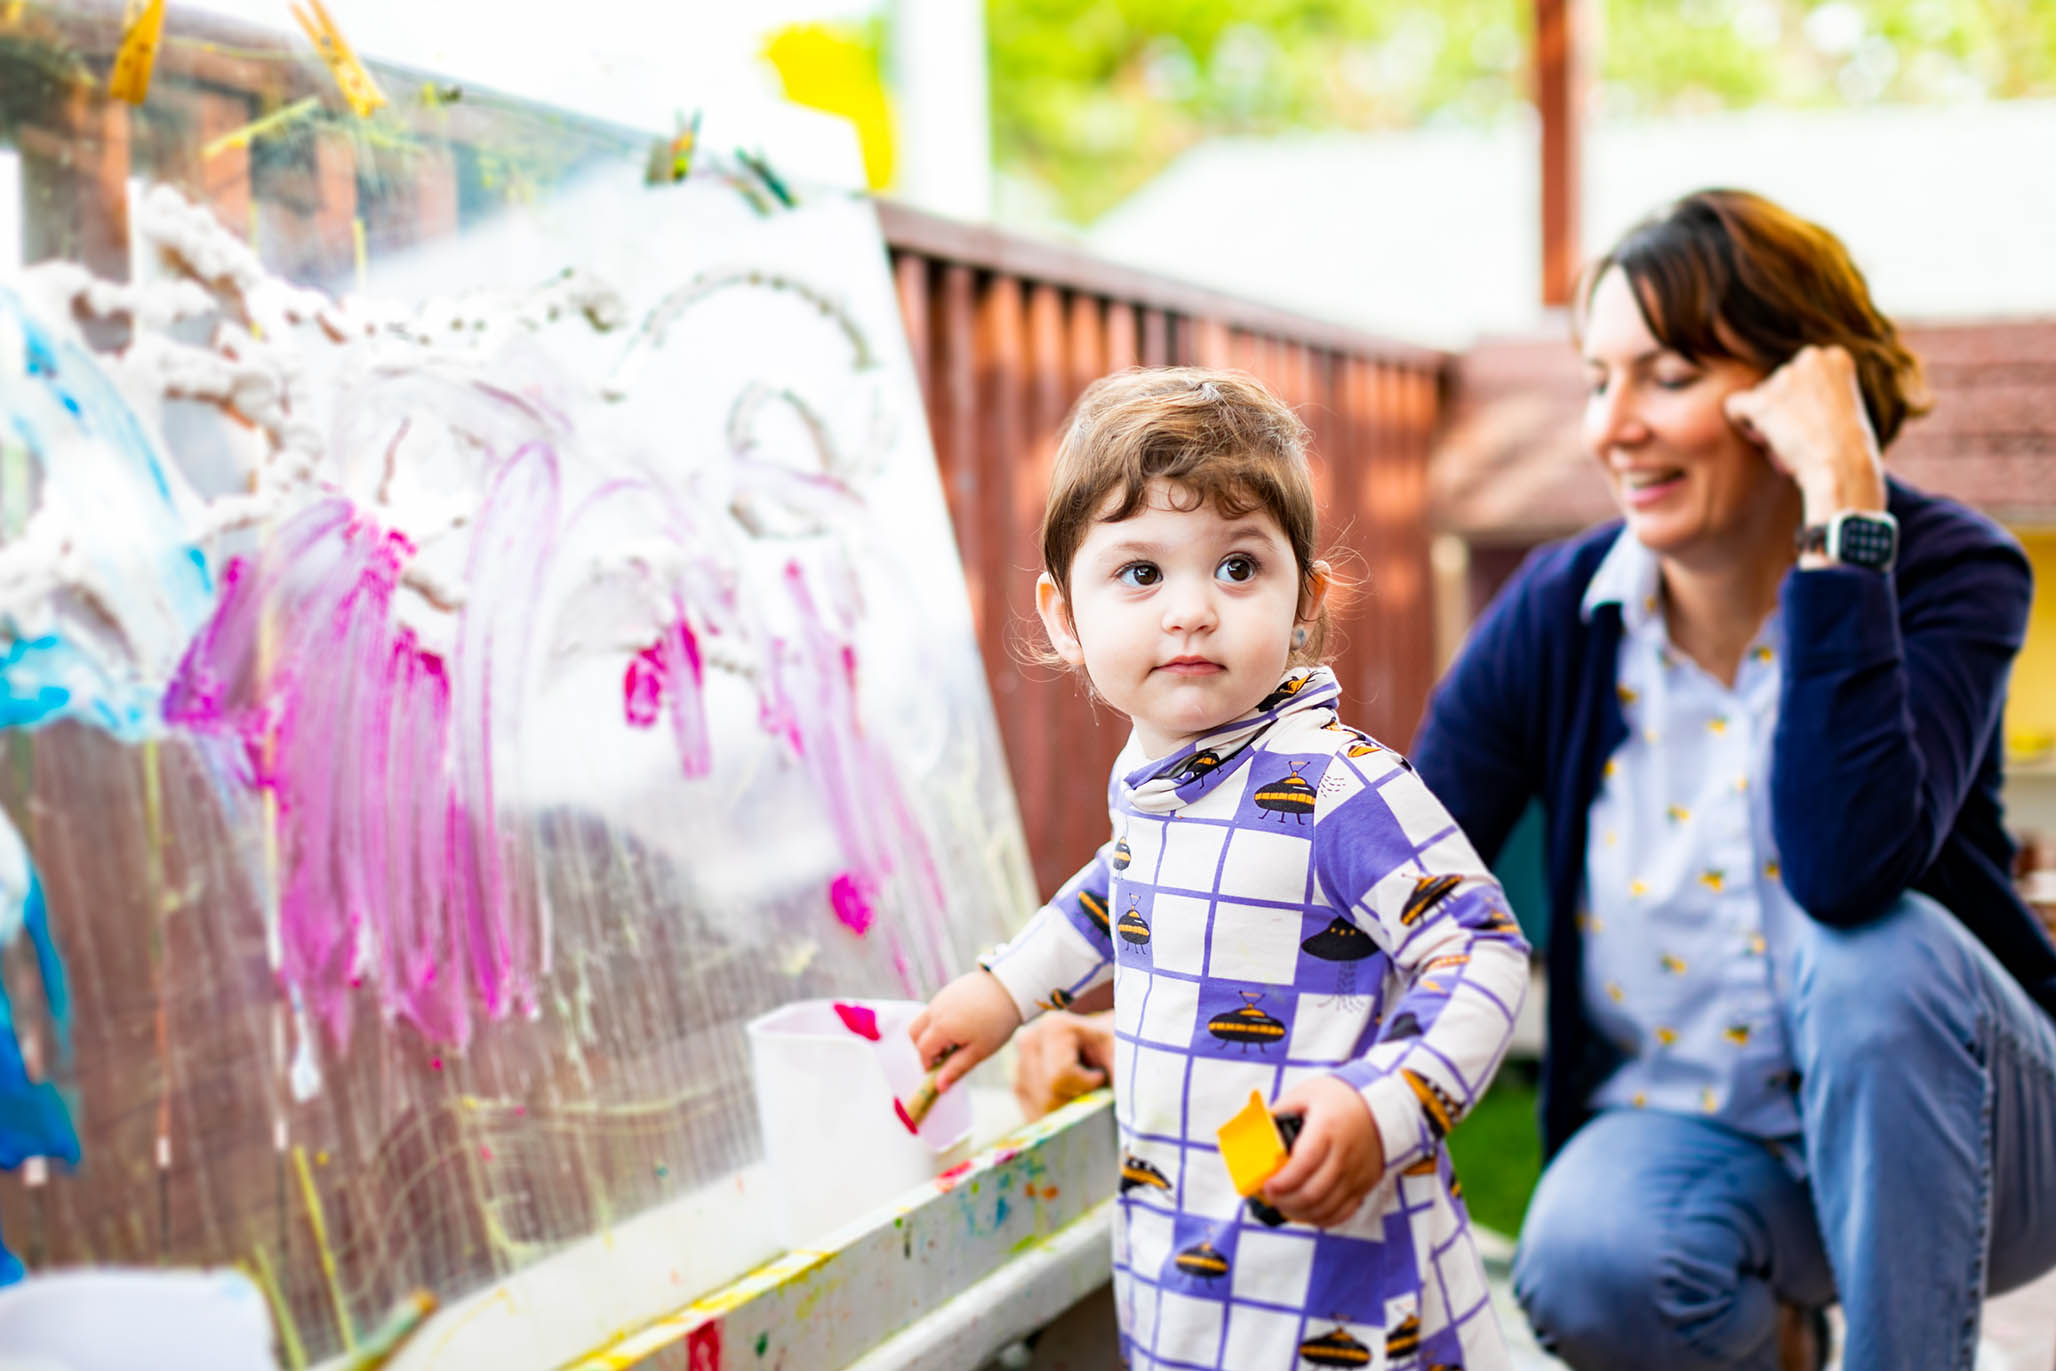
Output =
[{"x1": 1038, "y1": 478, "x2": 1311, "y2": 758}]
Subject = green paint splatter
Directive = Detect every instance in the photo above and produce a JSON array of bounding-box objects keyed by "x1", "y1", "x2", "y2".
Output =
[{"x1": 756, "y1": 1332, "x2": 769, "y2": 1357}]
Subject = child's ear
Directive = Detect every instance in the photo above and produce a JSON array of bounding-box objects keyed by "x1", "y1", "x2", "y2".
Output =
[
  {"x1": 1299, "y1": 561, "x2": 1332, "y2": 624},
  {"x1": 1036, "y1": 574, "x2": 1086, "y2": 667}
]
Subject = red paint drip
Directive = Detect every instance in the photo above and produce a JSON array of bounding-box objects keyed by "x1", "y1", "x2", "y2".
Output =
[
  {"x1": 935, "y1": 1160, "x2": 975, "y2": 1193},
  {"x1": 833, "y1": 1002, "x2": 880, "y2": 1041},
  {"x1": 686, "y1": 1320, "x2": 721, "y2": 1371},
  {"x1": 893, "y1": 1098, "x2": 919, "y2": 1135}
]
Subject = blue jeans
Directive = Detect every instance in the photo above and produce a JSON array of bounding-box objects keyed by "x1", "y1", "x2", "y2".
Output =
[{"x1": 1513, "y1": 894, "x2": 2056, "y2": 1370}]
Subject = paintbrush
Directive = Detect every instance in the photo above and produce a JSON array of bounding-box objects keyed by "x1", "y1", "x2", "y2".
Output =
[
  {"x1": 344, "y1": 1288, "x2": 437, "y2": 1371},
  {"x1": 895, "y1": 1044, "x2": 959, "y2": 1133}
]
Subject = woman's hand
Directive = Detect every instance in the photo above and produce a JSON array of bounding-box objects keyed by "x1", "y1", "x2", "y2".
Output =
[
  {"x1": 1011, "y1": 1010, "x2": 1116, "y2": 1121},
  {"x1": 1261, "y1": 1076, "x2": 1387, "y2": 1228},
  {"x1": 908, "y1": 971, "x2": 1022, "y2": 1093},
  {"x1": 1722, "y1": 344, "x2": 1887, "y2": 524}
]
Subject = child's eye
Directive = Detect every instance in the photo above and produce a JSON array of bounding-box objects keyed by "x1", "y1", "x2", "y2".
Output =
[
  {"x1": 1116, "y1": 562, "x2": 1161, "y2": 588},
  {"x1": 1216, "y1": 555, "x2": 1258, "y2": 584}
]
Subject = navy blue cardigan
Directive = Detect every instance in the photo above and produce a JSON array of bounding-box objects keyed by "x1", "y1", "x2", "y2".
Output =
[{"x1": 1413, "y1": 478, "x2": 2054, "y2": 1158}]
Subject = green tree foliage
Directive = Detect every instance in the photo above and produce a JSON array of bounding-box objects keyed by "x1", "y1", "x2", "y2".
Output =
[{"x1": 989, "y1": 0, "x2": 2056, "y2": 225}]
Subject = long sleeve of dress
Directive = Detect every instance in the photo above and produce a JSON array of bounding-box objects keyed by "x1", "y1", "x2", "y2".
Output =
[
  {"x1": 1313, "y1": 750, "x2": 1532, "y2": 1176},
  {"x1": 982, "y1": 841, "x2": 1118, "y2": 1024}
]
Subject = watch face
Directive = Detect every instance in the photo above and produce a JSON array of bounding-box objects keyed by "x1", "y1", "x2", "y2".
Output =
[{"x1": 1837, "y1": 515, "x2": 1897, "y2": 567}]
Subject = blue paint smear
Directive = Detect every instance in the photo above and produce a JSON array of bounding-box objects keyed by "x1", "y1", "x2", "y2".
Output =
[
  {"x1": 0, "y1": 873, "x2": 79, "y2": 1286},
  {"x1": 0, "y1": 287, "x2": 221, "y2": 1282}
]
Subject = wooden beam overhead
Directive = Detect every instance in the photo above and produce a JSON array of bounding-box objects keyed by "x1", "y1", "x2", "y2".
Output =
[{"x1": 1535, "y1": 0, "x2": 1583, "y2": 308}]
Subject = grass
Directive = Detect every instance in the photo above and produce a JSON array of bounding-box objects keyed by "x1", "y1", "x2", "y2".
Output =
[{"x1": 1444, "y1": 1059, "x2": 1543, "y2": 1241}]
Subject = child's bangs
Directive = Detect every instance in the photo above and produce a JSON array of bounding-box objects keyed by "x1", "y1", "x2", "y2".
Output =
[{"x1": 1094, "y1": 444, "x2": 1285, "y2": 530}]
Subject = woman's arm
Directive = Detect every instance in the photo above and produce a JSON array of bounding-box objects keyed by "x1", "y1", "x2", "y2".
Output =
[
  {"x1": 1411, "y1": 548, "x2": 1551, "y2": 866},
  {"x1": 1730, "y1": 345, "x2": 2035, "y2": 925},
  {"x1": 1771, "y1": 536, "x2": 2031, "y2": 924}
]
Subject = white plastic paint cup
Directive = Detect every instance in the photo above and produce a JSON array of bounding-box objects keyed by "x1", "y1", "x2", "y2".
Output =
[{"x1": 745, "y1": 998, "x2": 971, "y2": 1248}]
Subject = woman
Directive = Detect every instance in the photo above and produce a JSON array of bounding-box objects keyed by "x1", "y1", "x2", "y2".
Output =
[
  {"x1": 1015, "y1": 190, "x2": 2056, "y2": 1370},
  {"x1": 1419, "y1": 188, "x2": 2056, "y2": 1370}
]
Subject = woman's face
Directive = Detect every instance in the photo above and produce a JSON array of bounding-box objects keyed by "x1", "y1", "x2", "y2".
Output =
[{"x1": 1581, "y1": 267, "x2": 1792, "y2": 564}]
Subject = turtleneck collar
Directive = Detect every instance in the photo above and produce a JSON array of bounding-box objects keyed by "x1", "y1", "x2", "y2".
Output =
[{"x1": 1120, "y1": 665, "x2": 1341, "y2": 815}]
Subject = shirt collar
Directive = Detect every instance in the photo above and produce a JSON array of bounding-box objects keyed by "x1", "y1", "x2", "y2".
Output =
[{"x1": 1580, "y1": 527, "x2": 1663, "y2": 634}]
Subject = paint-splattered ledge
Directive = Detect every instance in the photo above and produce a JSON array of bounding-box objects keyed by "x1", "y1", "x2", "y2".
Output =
[{"x1": 563, "y1": 1090, "x2": 1118, "y2": 1371}]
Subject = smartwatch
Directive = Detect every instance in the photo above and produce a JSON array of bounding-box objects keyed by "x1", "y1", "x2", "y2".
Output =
[{"x1": 1796, "y1": 510, "x2": 1898, "y2": 571}]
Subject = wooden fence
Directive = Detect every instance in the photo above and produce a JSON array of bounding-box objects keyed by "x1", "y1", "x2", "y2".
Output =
[{"x1": 881, "y1": 203, "x2": 1452, "y2": 893}]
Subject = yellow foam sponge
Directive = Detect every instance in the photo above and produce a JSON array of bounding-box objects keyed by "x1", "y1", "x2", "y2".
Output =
[{"x1": 1216, "y1": 1089, "x2": 1289, "y2": 1197}]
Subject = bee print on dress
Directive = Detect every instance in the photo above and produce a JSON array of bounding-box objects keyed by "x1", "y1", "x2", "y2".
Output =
[
  {"x1": 1257, "y1": 672, "x2": 1313, "y2": 711},
  {"x1": 1078, "y1": 889, "x2": 1111, "y2": 940},
  {"x1": 1400, "y1": 874, "x2": 1463, "y2": 927},
  {"x1": 1119, "y1": 1154, "x2": 1171, "y2": 1195},
  {"x1": 1112, "y1": 836, "x2": 1132, "y2": 871},
  {"x1": 1154, "y1": 747, "x2": 1222, "y2": 787},
  {"x1": 1208, "y1": 991, "x2": 1286, "y2": 1052},
  {"x1": 1302, "y1": 916, "x2": 1375, "y2": 1008},
  {"x1": 1402, "y1": 1068, "x2": 1461, "y2": 1138},
  {"x1": 1035, "y1": 986, "x2": 1075, "y2": 1012},
  {"x1": 1116, "y1": 896, "x2": 1151, "y2": 951},
  {"x1": 1383, "y1": 1010, "x2": 1424, "y2": 1040},
  {"x1": 1299, "y1": 1326, "x2": 1372, "y2": 1366},
  {"x1": 1386, "y1": 1313, "x2": 1423, "y2": 1360},
  {"x1": 1173, "y1": 1239, "x2": 1230, "y2": 1279},
  {"x1": 1255, "y1": 763, "x2": 1318, "y2": 824}
]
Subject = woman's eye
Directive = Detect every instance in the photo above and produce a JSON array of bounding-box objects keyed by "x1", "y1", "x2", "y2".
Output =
[
  {"x1": 1655, "y1": 372, "x2": 1697, "y2": 390},
  {"x1": 1217, "y1": 555, "x2": 1257, "y2": 584},
  {"x1": 1117, "y1": 563, "x2": 1161, "y2": 588}
]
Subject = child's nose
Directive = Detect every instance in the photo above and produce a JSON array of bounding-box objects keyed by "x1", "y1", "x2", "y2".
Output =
[{"x1": 1161, "y1": 580, "x2": 1218, "y2": 632}]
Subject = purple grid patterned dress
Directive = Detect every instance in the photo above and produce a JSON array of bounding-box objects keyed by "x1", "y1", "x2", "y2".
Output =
[{"x1": 986, "y1": 668, "x2": 1528, "y2": 1371}]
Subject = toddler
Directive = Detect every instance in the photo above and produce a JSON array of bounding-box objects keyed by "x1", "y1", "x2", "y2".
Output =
[{"x1": 912, "y1": 368, "x2": 1528, "y2": 1370}]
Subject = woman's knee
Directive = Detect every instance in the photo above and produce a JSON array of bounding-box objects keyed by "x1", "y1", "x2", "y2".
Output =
[
  {"x1": 1788, "y1": 892, "x2": 1979, "y2": 1064},
  {"x1": 1515, "y1": 1115, "x2": 1797, "y2": 1371},
  {"x1": 1515, "y1": 1168, "x2": 1724, "y2": 1369}
]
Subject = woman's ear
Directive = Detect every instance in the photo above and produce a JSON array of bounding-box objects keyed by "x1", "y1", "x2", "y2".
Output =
[{"x1": 1036, "y1": 573, "x2": 1086, "y2": 667}]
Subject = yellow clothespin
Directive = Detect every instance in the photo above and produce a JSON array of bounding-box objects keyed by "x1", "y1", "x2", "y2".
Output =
[
  {"x1": 108, "y1": 0, "x2": 169, "y2": 105},
  {"x1": 289, "y1": 0, "x2": 387, "y2": 118}
]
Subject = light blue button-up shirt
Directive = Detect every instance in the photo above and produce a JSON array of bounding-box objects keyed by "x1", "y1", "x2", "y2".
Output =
[{"x1": 1578, "y1": 531, "x2": 1805, "y2": 1156}]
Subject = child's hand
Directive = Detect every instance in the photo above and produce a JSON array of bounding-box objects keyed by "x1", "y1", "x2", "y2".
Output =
[
  {"x1": 908, "y1": 971, "x2": 1023, "y2": 1093},
  {"x1": 1261, "y1": 1076, "x2": 1387, "y2": 1228}
]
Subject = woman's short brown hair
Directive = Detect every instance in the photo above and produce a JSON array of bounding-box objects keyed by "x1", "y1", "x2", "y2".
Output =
[
  {"x1": 1040, "y1": 366, "x2": 1331, "y2": 665},
  {"x1": 1580, "y1": 188, "x2": 1930, "y2": 448}
]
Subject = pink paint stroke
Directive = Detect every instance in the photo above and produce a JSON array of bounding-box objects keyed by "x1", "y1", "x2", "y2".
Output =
[
  {"x1": 770, "y1": 561, "x2": 947, "y2": 980},
  {"x1": 165, "y1": 447, "x2": 561, "y2": 1049},
  {"x1": 620, "y1": 611, "x2": 711, "y2": 778}
]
